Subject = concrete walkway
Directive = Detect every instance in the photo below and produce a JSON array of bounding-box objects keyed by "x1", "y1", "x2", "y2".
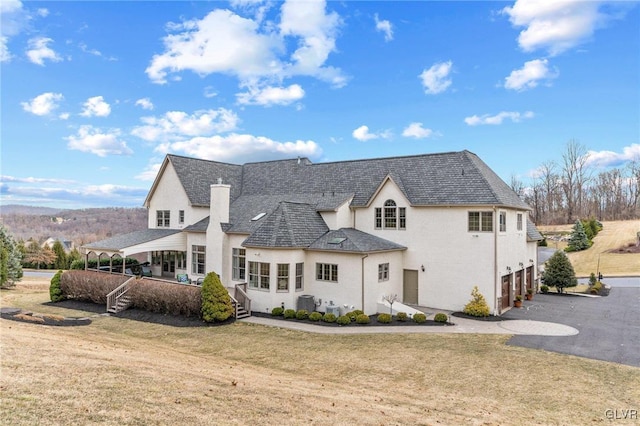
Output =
[{"x1": 239, "y1": 314, "x2": 578, "y2": 336}]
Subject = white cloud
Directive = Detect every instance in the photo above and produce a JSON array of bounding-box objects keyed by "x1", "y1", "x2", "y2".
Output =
[
  {"x1": 419, "y1": 60, "x2": 453, "y2": 94},
  {"x1": 1, "y1": 36, "x2": 10, "y2": 62},
  {"x1": 59, "y1": 112, "x2": 70, "y2": 120},
  {"x1": 21, "y1": 92, "x2": 63, "y2": 116},
  {"x1": 464, "y1": 111, "x2": 534, "y2": 126},
  {"x1": 131, "y1": 108, "x2": 240, "y2": 142},
  {"x1": 402, "y1": 122, "x2": 434, "y2": 139},
  {"x1": 203, "y1": 86, "x2": 218, "y2": 98},
  {"x1": 135, "y1": 162, "x2": 163, "y2": 181},
  {"x1": 586, "y1": 144, "x2": 640, "y2": 168},
  {"x1": 162, "y1": 133, "x2": 322, "y2": 164},
  {"x1": 80, "y1": 96, "x2": 111, "y2": 117},
  {"x1": 502, "y1": 0, "x2": 616, "y2": 56},
  {"x1": 352, "y1": 125, "x2": 391, "y2": 141},
  {"x1": 36, "y1": 8, "x2": 48, "y2": 17},
  {"x1": 66, "y1": 125, "x2": 133, "y2": 157},
  {"x1": 504, "y1": 58, "x2": 558, "y2": 91},
  {"x1": 135, "y1": 98, "x2": 154, "y2": 110},
  {"x1": 374, "y1": 14, "x2": 393, "y2": 42},
  {"x1": 146, "y1": 0, "x2": 346, "y2": 91},
  {"x1": 26, "y1": 37, "x2": 62, "y2": 65},
  {"x1": 236, "y1": 84, "x2": 304, "y2": 106}
]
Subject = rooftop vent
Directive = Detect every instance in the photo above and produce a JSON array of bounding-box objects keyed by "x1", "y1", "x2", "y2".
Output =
[{"x1": 251, "y1": 212, "x2": 267, "y2": 221}]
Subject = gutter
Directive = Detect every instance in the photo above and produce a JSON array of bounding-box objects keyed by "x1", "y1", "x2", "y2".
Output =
[
  {"x1": 493, "y1": 205, "x2": 498, "y2": 315},
  {"x1": 361, "y1": 254, "x2": 368, "y2": 311}
]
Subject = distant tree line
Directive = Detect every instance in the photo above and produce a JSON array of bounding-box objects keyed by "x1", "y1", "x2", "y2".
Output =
[{"x1": 511, "y1": 140, "x2": 640, "y2": 225}]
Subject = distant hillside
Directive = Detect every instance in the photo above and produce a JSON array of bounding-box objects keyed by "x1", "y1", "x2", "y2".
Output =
[{"x1": 0, "y1": 205, "x2": 148, "y2": 247}]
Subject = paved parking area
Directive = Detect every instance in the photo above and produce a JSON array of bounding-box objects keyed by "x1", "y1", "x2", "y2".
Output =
[{"x1": 503, "y1": 286, "x2": 640, "y2": 367}]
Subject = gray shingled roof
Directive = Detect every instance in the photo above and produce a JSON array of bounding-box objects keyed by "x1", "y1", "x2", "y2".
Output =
[
  {"x1": 183, "y1": 216, "x2": 209, "y2": 232},
  {"x1": 168, "y1": 155, "x2": 243, "y2": 206},
  {"x1": 526, "y1": 218, "x2": 544, "y2": 241},
  {"x1": 307, "y1": 228, "x2": 407, "y2": 253},
  {"x1": 236, "y1": 150, "x2": 530, "y2": 209},
  {"x1": 242, "y1": 202, "x2": 329, "y2": 248},
  {"x1": 83, "y1": 229, "x2": 181, "y2": 251},
  {"x1": 226, "y1": 193, "x2": 353, "y2": 234}
]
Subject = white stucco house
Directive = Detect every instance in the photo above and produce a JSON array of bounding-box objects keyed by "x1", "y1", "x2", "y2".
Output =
[{"x1": 83, "y1": 150, "x2": 542, "y2": 316}]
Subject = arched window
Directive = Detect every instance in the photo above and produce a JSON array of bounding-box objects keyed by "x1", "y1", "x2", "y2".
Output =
[{"x1": 375, "y1": 199, "x2": 406, "y2": 230}]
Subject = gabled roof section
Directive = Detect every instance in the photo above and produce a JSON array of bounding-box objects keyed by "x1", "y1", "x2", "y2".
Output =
[
  {"x1": 183, "y1": 216, "x2": 209, "y2": 232},
  {"x1": 238, "y1": 150, "x2": 530, "y2": 209},
  {"x1": 526, "y1": 218, "x2": 544, "y2": 241},
  {"x1": 144, "y1": 154, "x2": 243, "y2": 208},
  {"x1": 242, "y1": 202, "x2": 329, "y2": 248},
  {"x1": 226, "y1": 193, "x2": 353, "y2": 234},
  {"x1": 307, "y1": 228, "x2": 407, "y2": 253}
]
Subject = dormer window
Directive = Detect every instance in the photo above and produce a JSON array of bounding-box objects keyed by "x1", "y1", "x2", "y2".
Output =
[{"x1": 375, "y1": 200, "x2": 406, "y2": 230}]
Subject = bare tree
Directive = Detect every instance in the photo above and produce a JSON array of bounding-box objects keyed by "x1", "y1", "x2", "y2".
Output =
[{"x1": 561, "y1": 140, "x2": 591, "y2": 223}]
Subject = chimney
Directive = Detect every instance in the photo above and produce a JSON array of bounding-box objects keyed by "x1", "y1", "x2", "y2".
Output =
[{"x1": 206, "y1": 182, "x2": 231, "y2": 277}]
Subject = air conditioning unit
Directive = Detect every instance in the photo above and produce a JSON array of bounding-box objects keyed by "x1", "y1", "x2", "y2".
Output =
[{"x1": 297, "y1": 295, "x2": 315, "y2": 312}]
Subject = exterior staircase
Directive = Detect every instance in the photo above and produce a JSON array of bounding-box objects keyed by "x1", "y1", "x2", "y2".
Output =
[
  {"x1": 232, "y1": 283, "x2": 251, "y2": 319},
  {"x1": 106, "y1": 277, "x2": 135, "y2": 314}
]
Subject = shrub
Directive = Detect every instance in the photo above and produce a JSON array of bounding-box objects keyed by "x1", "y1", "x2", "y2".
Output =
[
  {"x1": 352, "y1": 309, "x2": 364, "y2": 316},
  {"x1": 590, "y1": 280, "x2": 603, "y2": 295},
  {"x1": 70, "y1": 257, "x2": 139, "y2": 271},
  {"x1": 541, "y1": 285, "x2": 549, "y2": 294},
  {"x1": 396, "y1": 312, "x2": 408, "y2": 322},
  {"x1": 336, "y1": 315, "x2": 351, "y2": 326},
  {"x1": 356, "y1": 314, "x2": 370, "y2": 324},
  {"x1": 130, "y1": 278, "x2": 201, "y2": 317},
  {"x1": 434, "y1": 313, "x2": 448, "y2": 323},
  {"x1": 271, "y1": 307, "x2": 284, "y2": 316},
  {"x1": 201, "y1": 272, "x2": 234, "y2": 323},
  {"x1": 283, "y1": 309, "x2": 296, "y2": 319},
  {"x1": 296, "y1": 309, "x2": 309, "y2": 320},
  {"x1": 49, "y1": 270, "x2": 65, "y2": 302},
  {"x1": 377, "y1": 313, "x2": 392, "y2": 324},
  {"x1": 308, "y1": 312, "x2": 323, "y2": 322},
  {"x1": 60, "y1": 270, "x2": 129, "y2": 304},
  {"x1": 322, "y1": 313, "x2": 337, "y2": 323},
  {"x1": 463, "y1": 286, "x2": 490, "y2": 317},
  {"x1": 346, "y1": 311, "x2": 358, "y2": 322},
  {"x1": 588, "y1": 273, "x2": 597, "y2": 287},
  {"x1": 413, "y1": 313, "x2": 427, "y2": 323}
]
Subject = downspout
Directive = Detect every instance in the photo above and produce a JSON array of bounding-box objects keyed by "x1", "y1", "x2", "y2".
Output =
[
  {"x1": 361, "y1": 254, "x2": 368, "y2": 311},
  {"x1": 493, "y1": 206, "x2": 498, "y2": 315}
]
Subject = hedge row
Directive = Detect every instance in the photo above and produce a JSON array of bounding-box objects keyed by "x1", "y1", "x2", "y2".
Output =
[
  {"x1": 129, "y1": 278, "x2": 201, "y2": 318},
  {"x1": 60, "y1": 270, "x2": 129, "y2": 304}
]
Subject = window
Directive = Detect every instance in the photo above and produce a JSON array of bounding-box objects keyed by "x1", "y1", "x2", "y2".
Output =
[
  {"x1": 517, "y1": 213, "x2": 523, "y2": 231},
  {"x1": 316, "y1": 263, "x2": 338, "y2": 282},
  {"x1": 468, "y1": 211, "x2": 493, "y2": 232},
  {"x1": 232, "y1": 248, "x2": 246, "y2": 281},
  {"x1": 277, "y1": 264, "x2": 289, "y2": 291},
  {"x1": 377, "y1": 200, "x2": 406, "y2": 230},
  {"x1": 375, "y1": 208, "x2": 382, "y2": 229},
  {"x1": 249, "y1": 261, "x2": 270, "y2": 290},
  {"x1": 157, "y1": 210, "x2": 170, "y2": 227},
  {"x1": 499, "y1": 212, "x2": 507, "y2": 232},
  {"x1": 295, "y1": 263, "x2": 304, "y2": 291},
  {"x1": 378, "y1": 263, "x2": 389, "y2": 282},
  {"x1": 384, "y1": 200, "x2": 397, "y2": 228},
  {"x1": 179, "y1": 210, "x2": 185, "y2": 224},
  {"x1": 191, "y1": 245, "x2": 205, "y2": 274},
  {"x1": 176, "y1": 251, "x2": 187, "y2": 269},
  {"x1": 152, "y1": 251, "x2": 161, "y2": 265}
]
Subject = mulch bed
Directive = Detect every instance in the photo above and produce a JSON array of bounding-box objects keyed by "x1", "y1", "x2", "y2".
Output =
[
  {"x1": 451, "y1": 312, "x2": 506, "y2": 322},
  {"x1": 251, "y1": 311, "x2": 454, "y2": 327},
  {"x1": 1, "y1": 307, "x2": 92, "y2": 326}
]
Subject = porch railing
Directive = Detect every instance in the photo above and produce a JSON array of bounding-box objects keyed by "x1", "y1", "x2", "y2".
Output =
[{"x1": 234, "y1": 283, "x2": 251, "y2": 318}]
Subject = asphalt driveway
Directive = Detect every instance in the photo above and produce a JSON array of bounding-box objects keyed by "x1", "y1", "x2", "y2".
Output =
[{"x1": 503, "y1": 286, "x2": 640, "y2": 367}]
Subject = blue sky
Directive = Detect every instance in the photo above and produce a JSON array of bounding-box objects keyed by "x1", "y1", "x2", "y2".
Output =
[{"x1": 1, "y1": 0, "x2": 638, "y2": 209}]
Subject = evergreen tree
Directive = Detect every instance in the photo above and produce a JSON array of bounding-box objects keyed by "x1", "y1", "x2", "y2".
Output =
[
  {"x1": 567, "y1": 219, "x2": 590, "y2": 252},
  {"x1": 52, "y1": 240, "x2": 68, "y2": 270},
  {"x1": 542, "y1": 251, "x2": 577, "y2": 293},
  {"x1": 0, "y1": 225, "x2": 23, "y2": 288},
  {"x1": 201, "y1": 272, "x2": 234, "y2": 322}
]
